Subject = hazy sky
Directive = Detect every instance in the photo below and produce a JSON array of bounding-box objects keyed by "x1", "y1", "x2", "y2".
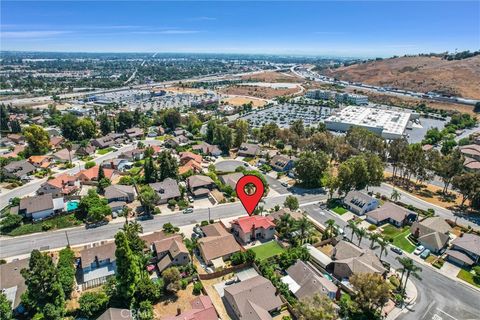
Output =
[{"x1": 1, "y1": 1, "x2": 479, "y2": 57}]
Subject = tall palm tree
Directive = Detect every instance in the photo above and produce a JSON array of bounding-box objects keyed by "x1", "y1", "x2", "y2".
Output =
[
  {"x1": 296, "y1": 217, "x2": 312, "y2": 244},
  {"x1": 124, "y1": 220, "x2": 143, "y2": 235},
  {"x1": 391, "y1": 189, "x2": 401, "y2": 202},
  {"x1": 376, "y1": 237, "x2": 389, "y2": 260},
  {"x1": 355, "y1": 227, "x2": 367, "y2": 246},
  {"x1": 399, "y1": 258, "x2": 422, "y2": 295},
  {"x1": 325, "y1": 219, "x2": 337, "y2": 238},
  {"x1": 346, "y1": 220, "x2": 357, "y2": 242},
  {"x1": 65, "y1": 141, "x2": 73, "y2": 166},
  {"x1": 369, "y1": 233, "x2": 381, "y2": 249}
]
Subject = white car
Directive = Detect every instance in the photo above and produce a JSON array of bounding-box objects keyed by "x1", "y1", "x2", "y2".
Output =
[{"x1": 414, "y1": 245, "x2": 425, "y2": 255}]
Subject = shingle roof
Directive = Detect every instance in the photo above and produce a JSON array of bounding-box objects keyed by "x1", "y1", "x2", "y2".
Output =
[
  {"x1": 96, "y1": 308, "x2": 132, "y2": 320},
  {"x1": 451, "y1": 233, "x2": 480, "y2": 256},
  {"x1": 79, "y1": 242, "x2": 116, "y2": 267},
  {"x1": 19, "y1": 193, "x2": 54, "y2": 214},
  {"x1": 149, "y1": 178, "x2": 181, "y2": 201},
  {"x1": 0, "y1": 258, "x2": 29, "y2": 309},
  {"x1": 187, "y1": 175, "x2": 214, "y2": 189},
  {"x1": 104, "y1": 184, "x2": 135, "y2": 200},
  {"x1": 284, "y1": 260, "x2": 337, "y2": 299},
  {"x1": 198, "y1": 228, "x2": 241, "y2": 263},
  {"x1": 366, "y1": 202, "x2": 412, "y2": 224}
]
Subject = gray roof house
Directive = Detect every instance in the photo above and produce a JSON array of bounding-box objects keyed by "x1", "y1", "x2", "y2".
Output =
[
  {"x1": 149, "y1": 178, "x2": 181, "y2": 204},
  {"x1": 152, "y1": 234, "x2": 190, "y2": 272},
  {"x1": 77, "y1": 242, "x2": 117, "y2": 290},
  {"x1": 410, "y1": 217, "x2": 451, "y2": 254},
  {"x1": 192, "y1": 142, "x2": 222, "y2": 156},
  {"x1": 343, "y1": 191, "x2": 379, "y2": 215},
  {"x1": 269, "y1": 154, "x2": 297, "y2": 172},
  {"x1": 186, "y1": 175, "x2": 215, "y2": 198},
  {"x1": 224, "y1": 275, "x2": 283, "y2": 320},
  {"x1": 2, "y1": 160, "x2": 36, "y2": 180},
  {"x1": 237, "y1": 143, "x2": 261, "y2": 157},
  {"x1": 446, "y1": 233, "x2": 480, "y2": 267},
  {"x1": 0, "y1": 258, "x2": 29, "y2": 313},
  {"x1": 366, "y1": 202, "x2": 417, "y2": 227},
  {"x1": 125, "y1": 127, "x2": 144, "y2": 140},
  {"x1": 281, "y1": 260, "x2": 338, "y2": 300},
  {"x1": 19, "y1": 193, "x2": 64, "y2": 221},
  {"x1": 104, "y1": 185, "x2": 136, "y2": 203},
  {"x1": 96, "y1": 308, "x2": 133, "y2": 320},
  {"x1": 219, "y1": 172, "x2": 244, "y2": 189}
]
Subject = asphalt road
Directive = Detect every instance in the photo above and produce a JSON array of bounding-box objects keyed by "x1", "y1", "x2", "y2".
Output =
[{"x1": 303, "y1": 203, "x2": 480, "y2": 320}]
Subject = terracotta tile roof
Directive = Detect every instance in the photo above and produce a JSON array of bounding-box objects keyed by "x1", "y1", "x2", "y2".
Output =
[
  {"x1": 231, "y1": 216, "x2": 276, "y2": 234},
  {"x1": 77, "y1": 165, "x2": 115, "y2": 181},
  {"x1": 180, "y1": 151, "x2": 203, "y2": 164}
]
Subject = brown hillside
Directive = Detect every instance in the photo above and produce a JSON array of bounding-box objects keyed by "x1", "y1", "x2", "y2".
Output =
[{"x1": 323, "y1": 56, "x2": 480, "y2": 99}]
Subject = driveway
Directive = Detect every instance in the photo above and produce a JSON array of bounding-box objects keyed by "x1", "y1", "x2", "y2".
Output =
[{"x1": 215, "y1": 159, "x2": 250, "y2": 172}]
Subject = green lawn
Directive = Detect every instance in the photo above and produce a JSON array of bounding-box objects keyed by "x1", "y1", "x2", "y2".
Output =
[
  {"x1": 7, "y1": 214, "x2": 82, "y2": 236},
  {"x1": 457, "y1": 269, "x2": 480, "y2": 288},
  {"x1": 250, "y1": 241, "x2": 285, "y2": 261},
  {"x1": 97, "y1": 147, "x2": 114, "y2": 155},
  {"x1": 331, "y1": 206, "x2": 348, "y2": 215},
  {"x1": 381, "y1": 226, "x2": 415, "y2": 253}
]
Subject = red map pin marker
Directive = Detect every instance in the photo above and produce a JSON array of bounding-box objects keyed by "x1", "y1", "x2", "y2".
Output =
[{"x1": 236, "y1": 175, "x2": 265, "y2": 216}]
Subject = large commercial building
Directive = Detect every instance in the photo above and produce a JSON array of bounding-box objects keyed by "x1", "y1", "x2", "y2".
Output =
[
  {"x1": 325, "y1": 106, "x2": 414, "y2": 139},
  {"x1": 305, "y1": 89, "x2": 368, "y2": 105}
]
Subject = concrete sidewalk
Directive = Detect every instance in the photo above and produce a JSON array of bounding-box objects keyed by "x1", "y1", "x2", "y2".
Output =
[{"x1": 386, "y1": 276, "x2": 418, "y2": 320}]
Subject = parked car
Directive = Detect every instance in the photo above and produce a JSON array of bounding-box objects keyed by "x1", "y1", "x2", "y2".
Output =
[
  {"x1": 225, "y1": 277, "x2": 240, "y2": 285},
  {"x1": 137, "y1": 214, "x2": 154, "y2": 221},
  {"x1": 193, "y1": 226, "x2": 203, "y2": 236},
  {"x1": 281, "y1": 182, "x2": 289, "y2": 187},
  {"x1": 183, "y1": 208, "x2": 194, "y2": 214},
  {"x1": 390, "y1": 246, "x2": 403, "y2": 255},
  {"x1": 414, "y1": 245, "x2": 425, "y2": 255},
  {"x1": 420, "y1": 249, "x2": 431, "y2": 259},
  {"x1": 188, "y1": 196, "x2": 194, "y2": 203}
]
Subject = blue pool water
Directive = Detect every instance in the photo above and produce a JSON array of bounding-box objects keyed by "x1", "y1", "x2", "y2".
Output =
[{"x1": 66, "y1": 201, "x2": 79, "y2": 212}]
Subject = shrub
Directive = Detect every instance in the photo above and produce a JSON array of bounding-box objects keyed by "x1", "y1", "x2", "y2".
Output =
[
  {"x1": 85, "y1": 161, "x2": 96, "y2": 169},
  {"x1": 167, "y1": 199, "x2": 177, "y2": 208},
  {"x1": 41, "y1": 222, "x2": 53, "y2": 231},
  {"x1": 79, "y1": 291, "x2": 109, "y2": 318},
  {"x1": 180, "y1": 279, "x2": 188, "y2": 289},
  {"x1": 200, "y1": 220, "x2": 209, "y2": 227},
  {"x1": 193, "y1": 282, "x2": 203, "y2": 295},
  {"x1": 368, "y1": 225, "x2": 377, "y2": 231}
]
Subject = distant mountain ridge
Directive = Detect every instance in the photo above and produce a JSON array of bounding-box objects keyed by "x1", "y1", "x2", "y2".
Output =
[{"x1": 323, "y1": 55, "x2": 480, "y2": 99}]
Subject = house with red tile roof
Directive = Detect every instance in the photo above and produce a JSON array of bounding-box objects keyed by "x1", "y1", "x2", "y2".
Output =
[
  {"x1": 180, "y1": 151, "x2": 203, "y2": 165},
  {"x1": 179, "y1": 159, "x2": 203, "y2": 175},
  {"x1": 28, "y1": 155, "x2": 52, "y2": 169},
  {"x1": 231, "y1": 216, "x2": 276, "y2": 244},
  {"x1": 76, "y1": 165, "x2": 115, "y2": 183},
  {"x1": 49, "y1": 136, "x2": 64, "y2": 150},
  {"x1": 162, "y1": 296, "x2": 218, "y2": 320},
  {"x1": 37, "y1": 173, "x2": 80, "y2": 198}
]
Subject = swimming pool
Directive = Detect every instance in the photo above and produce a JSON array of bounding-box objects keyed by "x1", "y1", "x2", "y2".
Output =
[{"x1": 66, "y1": 201, "x2": 79, "y2": 212}]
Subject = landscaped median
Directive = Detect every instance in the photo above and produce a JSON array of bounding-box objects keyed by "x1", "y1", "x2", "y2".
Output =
[{"x1": 381, "y1": 225, "x2": 416, "y2": 253}]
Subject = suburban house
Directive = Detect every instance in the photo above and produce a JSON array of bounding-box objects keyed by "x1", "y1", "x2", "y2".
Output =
[
  {"x1": 18, "y1": 193, "x2": 64, "y2": 221},
  {"x1": 76, "y1": 165, "x2": 115, "y2": 183},
  {"x1": 125, "y1": 127, "x2": 144, "y2": 140},
  {"x1": 198, "y1": 223, "x2": 242, "y2": 268},
  {"x1": 165, "y1": 135, "x2": 190, "y2": 148},
  {"x1": 410, "y1": 217, "x2": 451, "y2": 254},
  {"x1": 91, "y1": 133, "x2": 125, "y2": 149},
  {"x1": 269, "y1": 154, "x2": 296, "y2": 172},
  {"x1": 104, "y1": 185, "x2": 136, "y2": 203},
  {"x1": 267, "y1": 207, "x2": 304, "y2": 222},
  {"x1": 224, "y1": 276, "x2": 283, "y2": 320},
  {"x1": 6, "y1": 133, "x2": 24, "y2": 144},
  {"x1": 173, "y1": 128, "x2": 188, "y2": 137},
  {"x1": 446, "y1": 233, "x2": 480, "y2": 267},
  {"x1": 149, "y1": 178, "x2": 181, "y2": 204},
  {"x1": 219, "y1": 172, "x2": 244, "y2": 189},
  {"x1": 330, "y1": 240, "x2": 387, "y2": 280},
  {"x1": 96, "y1": 308, "x2": 133, "y2": 320},
  {"x1": 180, "y1": 151, "x2": 203, "y2": 165},
  {"x1": 343, "y1": 191, "x2": 379, "y2": 215},
  {"x1": 281, "y1": 260, "x2": 338, "y2": 300},
  {"x1": 186, "y1": 175, "x2": 216, "y2": 198},
  {"x1": 163, "y1": 296, "x2": 218, "y2": 320},
  {"x1": 192, "y1": 142, "x2": 222, "y2": 157},
  {"x1": 230, "y1": 216, "x2": 276, "y2": 244},
  {"x1": 2, "y1": 160, "x2": 36, "y2": 180},
  {"x1": 75, "y1": 144, "x2": 96, "y2": 157},
  {"x1": 366, "y1": 202, "x2": 417, "y2": 227},
  {"x1": 77, "y1": 242, "x2": 117, "y2": 290},
  {"x1": 237, "y1": 142, "x2": 260, "y2": 157},
  {"x1": 101, "y1": 158, "x2": 131, "y2": 172},
  {"x1": 52, "y1": 148, "x2": 76, "y2": 163},
  {"x1": 0, "y1": 258, "x2": 29, "y2": 314},
  {"x1": 28, "y1": 155, "x2": 52, "y2": 169},
  {"x1": 119, "y1": 148, "x2": 145, "y2": 161},
  {"x1": 49, "y1": 136, "x2": 64, "y2": 150},
  {"x1": 37, "y1": 174, "x2": 80, "y2": 198},
  {"x1": 459, "y1": 144, "x2": 480, "y2": 171},
  {"x1": 179, "y1": 159, "x2": 203, "y2": 175},
  {"x1": 151, "y1": 234, "x2": 190, "y2": 272}
]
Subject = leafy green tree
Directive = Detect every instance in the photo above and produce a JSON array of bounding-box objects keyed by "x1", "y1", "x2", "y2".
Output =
[
  {"x1": 349, "y1": 273, "x2": 390, "y2": 316},
  {"x1": 434, "y1": 149, "x2": 464, "y2": 194},
  {"x1": 79, "y1": 189, "x2": 112, "y2": 224},
  {"x1": 0, "y1": 105, "x2": 9, "y2": 131},
  {"x1": 78, "y1": 291, "x2": 109, "y2": 318},
  {"x1": 396, "y1": 257, "x2": 422, "y2": 295},
  {"x1": 163, "y1": 109, "x2": 181, "y2": 130},
  {"x1": 186, "y1": 113, "x2": 202, "y2": 134},
  {"x1": 294, "y1": 293, "x2": 337, "y2": 320},
  {"x1": 134, "y1": 275, "x2": 162, "y2": 303},
  {"x1": 214, "y1": 124, "x2": 233, "y2": 153},
  {"x1": 97, "y1": 177, "x2": 111, "y2": 194},
  {"x1": 78, "y1": 118, "x2": 97, "y2": 140},
  {"x1": 23, "y1": 125, "x2": 50, "y2": 156},
  {"x1": 98, "y1": 113, "x2": 112, "y2": 135},
  {"x1": 123, "y1": 221, "x2": 146, "y2": 252},
  {"x1": 20, "y1": 250, "x2": 65, "y2": 318},
  {"x1": 60, "y1": 113, "x2": 81, "y2": 141},
  {"x1": 157, "y1": 151, "x2": 178, "y2": 181},
  {"x1": 259, "y1": 122, "x2": 279, "y2": 146},
  {"x1": 115, "y1": 231, "x2": 141, "y2": 306},
  {"x1": 117, "y1": 111, "x2": 134, "y2": 132},
  {"x1": 138, "y1": 185, "x2": 160, "y2": 215},
  {"x1": 143, "y1": 157, "x2": 157, "y2": 183},
  {"x1": 162, "y1": 223, "x2": 179, "y2": 234},
  {"x1": 162, "y1": 267, "x2": 181, "y2": 293},
  {"x1": 137, "y1": 300, "x2": 154, "y2": 320},
  {"x1": 283, "y1": 195, "x2": 299, "y2": 210},
  {"x1": 295, "y1": 151, "x2": 329, "y2": 188},
  {"x1": 452, "y1": 172, "x2": 480, "y2": 207},
  {"x1": 290, "y1": 119, "x2": 305, "y2": 138},
  {"x1": 57, "y1": 247, "x2": 75, "y2": 299},
  {"x1": 234, "y1": 119, "x2": 249, "y2": 148},
  {"x1": 0, "y1": 292, "x2": 12, "y2": 320},
  {"x1": 0, "y1": 214, "x2": 22, "y2": 233}
]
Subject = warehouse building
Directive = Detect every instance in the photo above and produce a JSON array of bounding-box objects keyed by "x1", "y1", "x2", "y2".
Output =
[{"x1": 325, "y1": 106, "x2": 413, "y2": 139}]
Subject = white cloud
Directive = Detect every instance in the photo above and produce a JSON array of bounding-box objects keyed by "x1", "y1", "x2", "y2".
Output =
[{"x1": 1, "y1": 30, "x2": 70, "y2": 39}]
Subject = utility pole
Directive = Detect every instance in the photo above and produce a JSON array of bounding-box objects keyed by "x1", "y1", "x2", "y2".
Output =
[
  {"x1": 208, "y1": 207, "x2": 211, "y2": 223},
  {"x1": 65, "y1": 231, "x2": 70, "y2": 247}
]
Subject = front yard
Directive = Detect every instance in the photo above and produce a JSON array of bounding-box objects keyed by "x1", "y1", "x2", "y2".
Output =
[
  {"x1": 457, "y1": 269, "x2": 480, "y2": 288},
  {"x1": 327, "y1": 198, "x2": 349, "y2": 215},
  {"x1": 381, "y1": 225, "x2": 416, "y2": 253},
  {"x1": 96, "y1": 147, "x2": 114, "y2": 155},
  {"x1": 250, "y1": 241, "x2": 286, "y2": 261},
  {"x1": 5, "y1": 214, "x2": 82, "y2": 236}
]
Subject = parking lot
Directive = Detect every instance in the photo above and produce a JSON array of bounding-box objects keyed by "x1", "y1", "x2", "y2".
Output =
[{"x1": 241, "y1": 103, "x2": 332, "y2": 128}]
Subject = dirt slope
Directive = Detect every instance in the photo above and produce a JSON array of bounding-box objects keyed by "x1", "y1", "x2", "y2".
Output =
[{"x1": 323, "y1": 56, "x2": 480, "y2": 99}]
